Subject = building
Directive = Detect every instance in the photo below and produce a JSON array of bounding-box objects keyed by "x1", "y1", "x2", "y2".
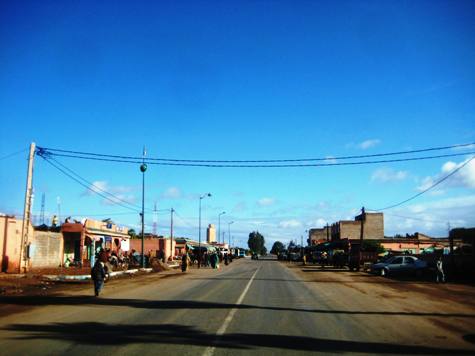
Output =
[
  {"x1": 129, "y1": 236, "x2": 176, "y2": 262},
  {"x1": 207, "y1": 224, "x2": 216, "y2": 244},
  {"x1": 0, "y1": 215, "x2": 32, "y2": 272},
  {"x1": 331, "y1": 212, "x2": 384, "y2": 241},
  {"x1": 61, "y1": 219, "x2": 130, "y2": 267},
  {"x1": 308, "y1": 226, "x2": 330, "y2": 245},
  {"x1": 380, "y1": 234, "x2": 449, "y2": 254}
]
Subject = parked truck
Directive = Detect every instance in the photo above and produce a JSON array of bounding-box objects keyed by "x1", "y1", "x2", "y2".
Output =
[{"x1": 348, "y1": 240, "x2": 379, "y2": 271}]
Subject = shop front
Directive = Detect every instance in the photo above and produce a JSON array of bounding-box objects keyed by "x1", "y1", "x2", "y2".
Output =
[{"x1": 61, "y1": 219, "x2": 130, "y2": 267}]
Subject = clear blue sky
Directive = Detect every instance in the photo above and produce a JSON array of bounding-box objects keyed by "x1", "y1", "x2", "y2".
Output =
[{"x1": 1, "y1": 0, "x2": 474, "y2": 248}]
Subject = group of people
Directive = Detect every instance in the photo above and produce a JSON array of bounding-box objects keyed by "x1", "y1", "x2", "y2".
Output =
[{"x1": 181, "y1": 249, "x2": 233, "y2": 272}]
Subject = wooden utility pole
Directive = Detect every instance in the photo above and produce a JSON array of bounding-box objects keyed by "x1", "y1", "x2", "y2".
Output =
[
  {"x1": 170, "y1": 208, "x2": 174, "y2": 261},
  {"x1": 359, "y1": 207, "x2": 365, "y2": 242},
  {"x1": 358, "y1": 206, "x2": 365, "y2": 268},
  {"x1": 19, "y1": 142, "x2": 36, "y2": 273}
]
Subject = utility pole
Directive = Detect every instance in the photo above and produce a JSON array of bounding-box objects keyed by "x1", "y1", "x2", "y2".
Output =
[
  {"x1": 140, "y1": 147, "x2": 147, "y2": 268},
  {"x1": 218, "y1": 211, "x2": 226, "y2": 244},
  {"x1": 153, "y1": 201, "x2": 158, "y2": 236},
  {"x1": 19, "y1": 142, "x2": 35, "y2": 273},
  {"x1": 170, "y1": 208, "x2": 174, "y2": 261},
  {"x1": 359, "y1": 206, "x2": 365, "y2": 268}
]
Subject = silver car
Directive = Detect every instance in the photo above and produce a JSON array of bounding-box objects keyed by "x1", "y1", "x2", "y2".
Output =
[{"x1": 371, "y1": 256, "x2": 428, "y2": 277}]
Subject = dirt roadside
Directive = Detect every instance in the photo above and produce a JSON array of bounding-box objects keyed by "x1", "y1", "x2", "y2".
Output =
[
  {"x1": 283, "y1": 261, "x2": 475, "y2": 347},
  {"x1": 284, "y1": 262, "x2": 475, "y2": 308}
]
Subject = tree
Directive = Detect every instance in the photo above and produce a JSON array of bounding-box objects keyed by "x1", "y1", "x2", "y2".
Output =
[
  {"x1": 128, "y1": 228, "x2": 137, "y2": 239},
  {"x1": 270, "y1": 241, "x2": 285, "y2": 255},
  {"x1": 362, "y1": 240, "x2": 385, "y2": 254},
  {"x1": 248, "y1": 231, "x2": 265, "y2": 255}
]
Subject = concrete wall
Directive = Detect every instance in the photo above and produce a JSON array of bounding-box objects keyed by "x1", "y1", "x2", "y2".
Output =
[
  {"x1": 30, "y1": 231, "x2": 63, "y2": 268},
  {"x1": 129, "y1": 237, "x2": 176, "y2": 261},
  {"x1": 0, "y1": 216, "x2": 34, "y2": 273},
  {"x1": 362, "y1": 213, "x2": 384, "y2": 240},
  {"x1": 339, "y1": 221, "x2": 361, "y2": 240}
]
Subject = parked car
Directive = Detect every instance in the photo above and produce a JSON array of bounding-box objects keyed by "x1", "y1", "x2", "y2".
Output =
[
  {"x1": 371, "y1": 255, "x2": 428, "y2": 277},
  {"x1": 251, "y1": 253, "x2": 259, "y2": 260}
]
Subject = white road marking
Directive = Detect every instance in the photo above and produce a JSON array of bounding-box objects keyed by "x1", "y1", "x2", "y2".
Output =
[{"x1": 202, "y1": 267, "x2": 261, "y2": 356}]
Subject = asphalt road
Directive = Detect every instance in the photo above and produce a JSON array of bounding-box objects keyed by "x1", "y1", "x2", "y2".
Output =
[{"x1": 0, "y1": 258, "x2": 474, "y2": 355}]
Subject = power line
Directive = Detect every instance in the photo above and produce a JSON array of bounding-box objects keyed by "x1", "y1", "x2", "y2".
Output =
[
  {"x1": 39, "y1": 156, "x2": 141, "y2": 212},
  {"x1": 370, "y1": 156, "x2": 475, "y2": 211},
  {"x1": 0, "y1": 148, "x2": 28, "y2": 161},
  {"x1": 381, "y1": 212, "x2": 444, "y2": 223},
  {"x1": 38, "y1": 142, "x2": 475, "y2": 163},
  {"x1": 37, "y1": 149, "x2": 475, "y2": 168},
  {"x1": 49, "y1": 156, "x2": 146, "y2": 211},
  {"x1": 46, "y1": 155, "x2": 149, "y2": 212}
]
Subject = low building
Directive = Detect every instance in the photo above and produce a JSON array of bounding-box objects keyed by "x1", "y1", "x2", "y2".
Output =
[
  {"x1": 129, "y1": 236, "x2": 176, "y2": 261},
  {"x1": 330, "y1": 212, "x2": 384, "y2": 241},
  {"x1": 61, "y1": 219, "x2": 130, "y2": 267},
  {"x1": 0, "y1": 215, "x2": 33, "y2": 273},
  {"x1": 308, "y1": 226, "x2": 330, "y2": 245}
]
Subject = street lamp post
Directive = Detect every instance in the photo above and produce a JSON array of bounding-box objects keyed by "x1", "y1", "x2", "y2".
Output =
[
  {"x1": 218, "y1": 211, "x2": 226, "y2": 244},
  {"x1": 140, "y1": 147, "x2": 147, "y2": 268},
  {"x1": 228, "y1": 221, "x2": 234, "y2": 250},
  {"x1": 198, "y1": 193, "x2": 212, "y2": 268}
]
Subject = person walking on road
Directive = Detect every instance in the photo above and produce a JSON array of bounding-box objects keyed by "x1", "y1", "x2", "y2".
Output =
[
  {"x1": 91, "y1": 259, "x2": 106, "y2": 297},
  {"x1": 181, "y1": 251, "x2": 191, "y2": 272},
  {"x1": 436, "y1": 256, "x2": 445, "y2": 283}
]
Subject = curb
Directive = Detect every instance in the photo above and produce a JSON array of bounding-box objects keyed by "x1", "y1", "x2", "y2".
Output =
[{"x1": 42, "y1": 267, "x2": 154, "y2": 282}]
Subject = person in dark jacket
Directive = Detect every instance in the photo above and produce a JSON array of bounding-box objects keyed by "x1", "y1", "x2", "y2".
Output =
[{"x1": 91, "y1": 260, "x2": 106, "y2": 296}]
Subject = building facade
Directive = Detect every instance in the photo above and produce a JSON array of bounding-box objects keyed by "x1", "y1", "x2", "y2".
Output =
[{"x1": 207, "y1": 224, "x2": 216, "y2": 243}]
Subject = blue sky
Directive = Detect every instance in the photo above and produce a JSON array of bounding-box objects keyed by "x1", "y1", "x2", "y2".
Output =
[{"x1": 1, "y1": 0, "x2": 474, "y2": 248}]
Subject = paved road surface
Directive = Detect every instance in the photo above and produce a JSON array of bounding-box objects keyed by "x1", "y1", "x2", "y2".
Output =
[{"x1": 1, "y1": 258, "x2": 474, "y2": 355}]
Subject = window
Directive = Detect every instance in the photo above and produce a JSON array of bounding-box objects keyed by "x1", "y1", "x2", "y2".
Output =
[{"x1": 391, "y1": 257, "x2": 403, "y2": 264}]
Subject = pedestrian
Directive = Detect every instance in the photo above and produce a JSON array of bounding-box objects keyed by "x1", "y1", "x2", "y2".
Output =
[
  {"x1": 91, "y1": 259, "x2": 106, "y2": 297},
  {"x1": 181, "y1": 251, "x2": 191, "y2": 272},
  {"x1": 436, "y1": 256, "x2": 445, "y2": 283},
  {"x1": 214, "y1": 252, "x2": 220, "y2": 269},
  {"x1": 224, "y1": 253, "x2": 229, "y2": 266},
  {"x1": 210, "y1": 252, "x2": 216, "y2": 269}
]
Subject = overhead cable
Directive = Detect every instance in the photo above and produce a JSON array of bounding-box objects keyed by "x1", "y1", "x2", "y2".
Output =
[
  {"x1": 39, "y1": 156, "x2": 141, "y2": 212},
  {"x1": 36, "y1": 150, "x2": 475, "y2": 168},
  {"x1": 369, "y1": 156, "x2": 475, "y2": 211},
  {"x1": 37, "y1": 142, "x2": 475, "y2": 163}
]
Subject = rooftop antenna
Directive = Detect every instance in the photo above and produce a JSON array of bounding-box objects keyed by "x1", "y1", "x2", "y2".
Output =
[
  {"x1": 57, "y1": 196, "x2": 61, "y2": 224},
  {"x1": 40, "y1": 193, "x2": 46, "y2": 225},
  {"x1": 153, "y1": 201, "x2": 158, "y2": 236}
]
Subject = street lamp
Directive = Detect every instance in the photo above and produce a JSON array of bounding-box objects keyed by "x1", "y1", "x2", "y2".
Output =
[
  {"x1": 198, "y1": 193, "x2": 212, "y2": 268},
  {"x1": 228, "y1": 221, "x2": 234, "y2": 249},
  {"x1": 218, "y1": 211, "x2": 226, "y2": 244},
  {"x1": 140, "y1": 147, "x2": 147, "y2": 268}
]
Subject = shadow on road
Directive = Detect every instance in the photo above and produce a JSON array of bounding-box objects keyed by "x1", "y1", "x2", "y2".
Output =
[
  {"x1": 1, "y1": 321, "x2": 473, "y2": 354},
  {"x1": 1, "y1": 296, "x2": 474, "y2": 318}
]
